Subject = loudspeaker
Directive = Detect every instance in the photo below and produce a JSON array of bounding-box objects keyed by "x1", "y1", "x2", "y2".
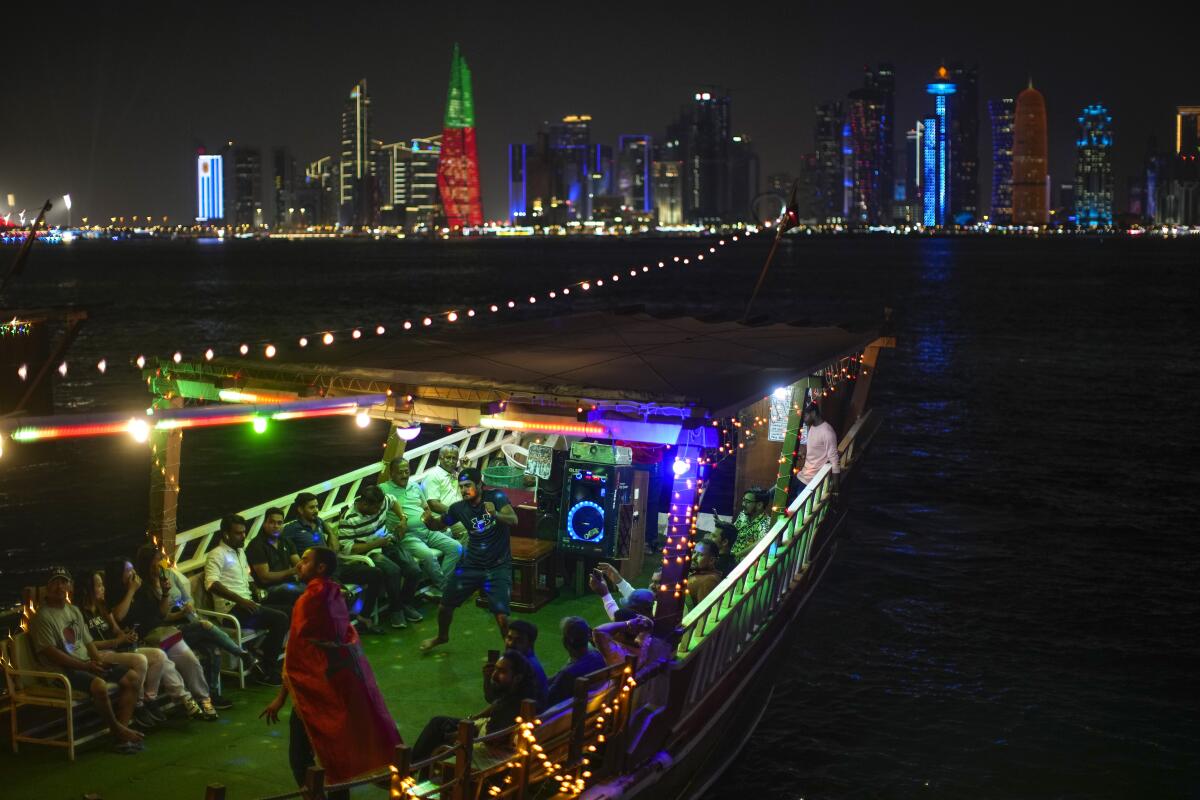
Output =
[{"x1": 558, "y1": 461, "x2": 632, "y2": 558}]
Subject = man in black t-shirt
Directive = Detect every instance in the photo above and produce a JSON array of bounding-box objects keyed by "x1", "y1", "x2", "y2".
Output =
[{"x1": 419, "y1": 468, "x2": 517, "y2": 652}]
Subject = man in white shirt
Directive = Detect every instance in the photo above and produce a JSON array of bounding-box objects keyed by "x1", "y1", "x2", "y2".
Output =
[
  {"x1": 204, "y1": 514, "x2": 288, "y2": 685},
  {"x1": 422, "y1": 445, "x2": 468, "y2": 541},
  {"x1": 797, "y1": 404, "x2": 841, "y2": 494}
]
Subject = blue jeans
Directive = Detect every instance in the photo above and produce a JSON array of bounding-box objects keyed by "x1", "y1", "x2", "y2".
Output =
[{"x1": 181, "y1": 619, "x2": 243, "y2": 697}]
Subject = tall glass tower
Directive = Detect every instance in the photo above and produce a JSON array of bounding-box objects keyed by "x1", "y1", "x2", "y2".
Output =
[
  {"x1": 1074, "y1": 104, "x2": 1114, "y2": 228},
  {"x1": 923, "y1": 65, "x2": 956, "y2": 227},
  {"x1": 988, "y1": 98, "x2": 1015, "y2": 225}
]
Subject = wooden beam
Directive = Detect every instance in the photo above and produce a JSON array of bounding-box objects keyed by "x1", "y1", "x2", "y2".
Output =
[
  {"x1": 846, "y1": 336, "x2": 895, "y2": 430},
  {"x1": 148, "y1": 394, "x2": 183, "y2": 558}
]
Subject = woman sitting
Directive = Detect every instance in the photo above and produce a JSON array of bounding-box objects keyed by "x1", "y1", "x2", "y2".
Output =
[
  {"x1": 75, "y1": 567, "x2": 201, "y2": 726},
  {"x1": 108, "y1": 550, "x2": 219, "y2": 721}
]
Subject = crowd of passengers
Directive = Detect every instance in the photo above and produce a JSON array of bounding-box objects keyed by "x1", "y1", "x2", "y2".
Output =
[{"x1": 26, "y1": 408, "x2": 839, "y2": 768}]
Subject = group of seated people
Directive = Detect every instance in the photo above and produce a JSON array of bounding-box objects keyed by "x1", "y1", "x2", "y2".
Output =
[{"x1": 25, "y1": 448, "x2": 471, "y2": 756}]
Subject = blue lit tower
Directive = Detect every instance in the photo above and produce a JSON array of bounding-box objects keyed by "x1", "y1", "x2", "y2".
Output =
[
  {"x1": 923, "y1": 65, "x2": 956, "y2": 227},
  {"x1": 1074, "y1": 104, "x2": 1114, "y2": 228},
  {"x1": 988, "y1": 98, "x2": 1015, "y2": 224}
]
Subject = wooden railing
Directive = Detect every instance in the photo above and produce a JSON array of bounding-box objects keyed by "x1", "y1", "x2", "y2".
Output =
[
  {"x1": 674, "y1": 409, "x2": 874, "y2": 706},
  {"x1": 173, "y1": 426, "x2": 520, "y2": 574}
]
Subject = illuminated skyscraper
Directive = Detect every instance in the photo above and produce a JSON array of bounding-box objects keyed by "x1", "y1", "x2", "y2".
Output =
[
  {"x1": 196, "y1": 152, "x2": 224, "y2": 223},
  {"x1": 272, "y1": 147, "x2": 296, "y2": 230},
  {"x1": 729, "y1": 134, "x2": 759, "y2": 222},
  {"x1": 948, "y1": 63, "x2": 980, "y2": 223},
  {"x1": 1164, "y1": 106, "x2": 1200, "y2": 225},
  {"x1": 813, "y1": 102, "x2": 844, "y2": 223},
  {"x1": 988, "y1": 98, "x2": 1015, "y2": 224},
  {"x1": 672, "y1": 88, "x2": 732, "y2": 223},
  {"x1": 652, "y1": 139, "x2": 683, "y2": 226},
  {"x1": 437, "y1": 44, "x2": 483, "y2": 229},
  {"x1": 616, "y1": 135, "x2": 653, "y2": 214},
  {"x1": 1013, "y1": 82, "x2": 1049, "y2": 226},
  {"x1": 224, "y1": 143, "x2": 263, "y2": 229},
  {"x1": 923, "y1": 65, "x2": 956, "y2": 227},
  {"x1": 339, "y1": 80, "x2": 378, "y2": 229},
  {"x1": 1074, "y1": 104, "x2": 1114, "y2": 228},
  {"x1": 845, "y1": 64, "x2": 895, "y2": 226}
]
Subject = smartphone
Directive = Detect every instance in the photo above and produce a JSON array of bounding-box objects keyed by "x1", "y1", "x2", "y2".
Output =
[{"x1": 487, "y1": 649, "x2": 500, "y2": 663}]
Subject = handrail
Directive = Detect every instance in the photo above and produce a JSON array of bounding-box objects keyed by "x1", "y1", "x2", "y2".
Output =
[{"x1": 173, "y1": 426, "x2": 519, "y2": 574}]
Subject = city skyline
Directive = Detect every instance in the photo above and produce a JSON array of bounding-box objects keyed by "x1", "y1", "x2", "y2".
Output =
[{"x1": 2, "y1": 3, "x2": 1193, "y2": 224}]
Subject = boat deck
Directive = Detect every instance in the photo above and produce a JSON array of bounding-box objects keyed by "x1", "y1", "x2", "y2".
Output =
[{"x1": 1, "y1": 575, "x2": 633, "y2": 800}]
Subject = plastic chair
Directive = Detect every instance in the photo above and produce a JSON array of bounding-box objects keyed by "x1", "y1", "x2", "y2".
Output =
[{"x1": 501, "y1": 442, "x2": 529, "y2": 469}]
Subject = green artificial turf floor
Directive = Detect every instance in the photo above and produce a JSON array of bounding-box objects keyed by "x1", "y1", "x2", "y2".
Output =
[{"x1": 1, "y1": 581, "x2": 624, "y2": 800}]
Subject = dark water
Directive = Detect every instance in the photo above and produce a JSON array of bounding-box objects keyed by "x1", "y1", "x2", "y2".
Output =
[{"x1": 2, "y1": 236, "x2": 1198, "y2": 798}]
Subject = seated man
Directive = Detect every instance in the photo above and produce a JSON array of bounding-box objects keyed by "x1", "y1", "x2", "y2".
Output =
[
  {"x1": 29, "y1": 567, "x2": 144, "y2": 754},
  {"x1": 687, "y1": 539, "x2": 722, "y2": 607},
  {"x1": 484, "y1": 620, "x2": 547, "y2": 707},
  {"x1": 411, "y1": 648, "x2": 542, "y2": 764},
  {"x1": 422, "y1": 445, "x2": 469, "y2": 542},
  {"x1": 379, "y1": 459, "x2": 462, "y2": 597},
  {"x1": 589, "y1": 562, "x2": 656, "y2": 621},
  {"x1": 283, "y1": 492, "x2": 385, "y2": 633},
  {"x1": 730, "y1": 487, "x2": 772, "y2": 561},
  {"x1": 204, "y1": 514, "x2": 289, "y2": 686},
  {"x1": 594, "y1": 611, "x2": 677, "y2": 705},
  {"x1": 336, "y1": 485, "x2": 423, "y2": 629},
  {"x1": 545, "y1": 616, "x2": 607, "y2": 708},
  {"x1": 247, "y1": 506, "x2": 304, "y2": 612},
  {"x1": 711, "y1": 522, "x2": 738, "y2": 577}
]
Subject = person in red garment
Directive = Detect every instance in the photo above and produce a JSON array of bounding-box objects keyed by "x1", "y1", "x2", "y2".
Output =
[{"x1": 260, "y1": 546, "x2": 400, "y2": 794}]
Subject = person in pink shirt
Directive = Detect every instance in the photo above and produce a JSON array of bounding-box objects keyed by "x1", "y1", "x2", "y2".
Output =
[{"x1": 798, "y1": 404, "x2": 841, "y2": 494}]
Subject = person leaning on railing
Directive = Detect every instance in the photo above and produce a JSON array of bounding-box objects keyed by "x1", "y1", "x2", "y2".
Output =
[
  {"x1": 728, "y1": 487, "x2": 772, "y2": 562},
  {"x1": 410, "y1": 648, "x2": 544, "y2": 766},
  {"x1": 687, "y1": 539, "x2": 722, "y2": 607},
  {"x1": 793, "y1": 403, "x2": 840, "y2": 498},
  {"x1": 545, "y1": 617, "x2": 606, "y2": 708}
]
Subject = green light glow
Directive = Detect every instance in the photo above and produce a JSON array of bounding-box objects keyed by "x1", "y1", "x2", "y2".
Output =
[{"x1": 252, "y1": 417, "x2": 268, "y2": 434}]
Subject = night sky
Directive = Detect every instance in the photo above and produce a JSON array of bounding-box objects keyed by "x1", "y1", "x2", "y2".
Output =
[{"x1": 3, "y1": 2, "x2": 1192, "y2": 225}]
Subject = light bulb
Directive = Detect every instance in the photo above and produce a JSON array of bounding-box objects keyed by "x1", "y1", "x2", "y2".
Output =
[
  {"x1": 127, "y1": 418, "x2": 150, "y2": 443},
  {"x1": 252, "y1": 416, "x2": 268, "y2": 434},
  {"x1": 355, "y1": 410, "x2": 370, "y2": 428},
  {"x1": 96, "y1": 359, "x2": 107, "y2": 373},
  {"x1": 239, "y1": 344, "x2": 249, "y2": 355},
  {"x1": 352, "y1": 329, "x2": 362, "y2": 339},
  {"x1": 205, "y1": 348, "x2": 215, "y2": 360},
  {"x1": 264, "y1": 344, "x2": 276, "y2": 358},
  {"x1": 322, "y1": 332, "x2": 334, "y2": 345}
]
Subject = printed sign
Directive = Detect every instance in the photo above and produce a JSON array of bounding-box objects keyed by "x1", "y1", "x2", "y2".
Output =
[{"x1": 526, "y1": 444, "x2": 554, "y2": 479}]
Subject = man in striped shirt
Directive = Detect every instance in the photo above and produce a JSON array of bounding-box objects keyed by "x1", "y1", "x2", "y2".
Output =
[{"x1": 336, "y1": 486, "x2": 423, "y2": 629}]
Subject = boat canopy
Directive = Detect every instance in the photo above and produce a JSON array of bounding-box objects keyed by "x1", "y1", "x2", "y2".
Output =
[{"x1": 166, "y1": 311, "x2": 876, "y2": 425}]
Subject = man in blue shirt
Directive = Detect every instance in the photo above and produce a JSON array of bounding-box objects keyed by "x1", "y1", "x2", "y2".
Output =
[
  {"x1": 544, "y1": 617, "x2": 606, "y2": 708},
  {"x1": 419, "y1": 468, "x2": 517, "y2": 652}
]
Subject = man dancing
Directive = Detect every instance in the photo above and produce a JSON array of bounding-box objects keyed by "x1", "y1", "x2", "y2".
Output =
[
  {"x1": 260, "y1": 547, "x2": 400, "y2": 794},
  {"x1": 419, "y1": 467, "x2": 517, "y2": 652}
]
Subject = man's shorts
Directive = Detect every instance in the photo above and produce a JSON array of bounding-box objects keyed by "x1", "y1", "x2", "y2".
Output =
[
  {"x1": 441, "y1": 563, "x2": 511, "y2": 616},
  {"x1": 64, "y1": 663, "x2": 129, "y2": 693}
]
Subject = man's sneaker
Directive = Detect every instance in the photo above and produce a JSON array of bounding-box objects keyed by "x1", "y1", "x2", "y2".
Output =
[
  {"x1": 389, "y1": 612, "x2": 408, "y2": 629},
  {"x1": 210, "y1": 694, "x2": 234, "y2": 711},
  {"x1": 254, "y1": 671, "x2": 283, "y2": 687},
  {"x1": 131, "y1": 705, "x2": 158, "y2": 730},
  {"x1": 198, "y1": 698, "x2": 219, "y2": 721},
  {"x1": 239, "y1": 650, "x2": 261, "y2": 674},
  {"x1": 402, "y1": 604, "x2": 424, "y2": 623}
]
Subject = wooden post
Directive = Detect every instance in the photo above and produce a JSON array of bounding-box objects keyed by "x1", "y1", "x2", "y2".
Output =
[
  {"x1": 651, "y1": 446, "x2": 702, "y2": 638},
  {"x1": 515, "y1": 698, "x2": 537, "y2": 800},
  {"x1": 390, "y1": 743, "x2": 411, "y2": 796},
  {"x1": 147, "y1": 392, "x2": 184, "y2": 559},
  {"x1": 568, "y1": 676, "x2": 589, "y2": 764},
  {"x1": 203, "y1": 785, "x2": 227, "y2": 800},
  {"x1": 302, "y1": 766, "x2": 326, "y2": 799},
  {"x1": 766, "y1": 377, "x2": 824, "y2": 517},
  {"x1": 451, "y1": 719, "x2": 475, "y2": 800},
  {"x1": 846, "y1": 337, "x2": 895, "y2": 430}
]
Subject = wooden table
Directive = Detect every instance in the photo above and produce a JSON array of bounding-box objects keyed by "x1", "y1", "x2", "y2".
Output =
[{"x1": 477, "y1": 537, "x2": 559, "y2": 613}]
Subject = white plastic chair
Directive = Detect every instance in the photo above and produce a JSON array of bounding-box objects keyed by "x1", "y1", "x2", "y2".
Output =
[{"x1": 502, "y1": 442, "x2": 530, "y2": 470}]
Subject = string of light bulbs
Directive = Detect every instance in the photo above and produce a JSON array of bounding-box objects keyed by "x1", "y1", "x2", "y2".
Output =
[{"x1": 10, "y1": 231, "x2": 762, "y2": 382}]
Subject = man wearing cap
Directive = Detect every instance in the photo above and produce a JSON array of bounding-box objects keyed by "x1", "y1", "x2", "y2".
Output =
[
  {"x1": 29, "y1": 568, "x2": 145, "y2": 753},
  {"x1": 590, "y1": 562, "x2": 656, "y2": 620},
  {"x1": 419, "y1": 467, "x2": 518, "y2": 652}
]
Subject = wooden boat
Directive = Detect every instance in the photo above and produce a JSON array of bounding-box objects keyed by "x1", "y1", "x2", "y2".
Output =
[{"x1": 2, "y1": 309, "x2": 892, "y2": 799}]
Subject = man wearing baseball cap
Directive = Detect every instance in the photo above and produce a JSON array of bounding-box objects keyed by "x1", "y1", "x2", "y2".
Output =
[
  {"x1": 29, "y1": 567, "x2": 145, "y2": 753},
  {"x1": 419, "y1": 467, "x2": 518, "y2": 652}
]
